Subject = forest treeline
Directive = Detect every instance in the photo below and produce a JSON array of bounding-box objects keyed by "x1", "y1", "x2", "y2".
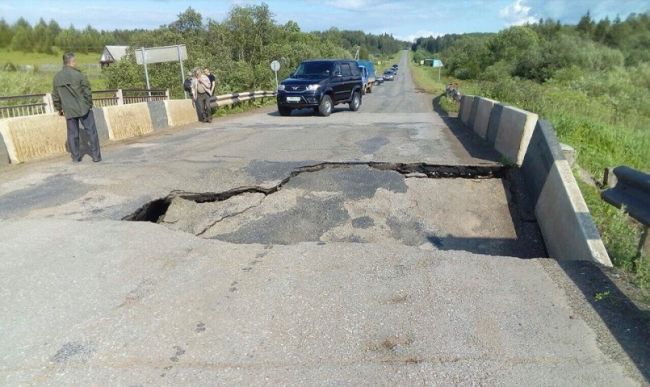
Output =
[
  {"x1": 412, "y1": 12, "x2": 650, "y2": 81},
  {"x1": 0, "y1": 3, "x2": 406, "y2": 95}
]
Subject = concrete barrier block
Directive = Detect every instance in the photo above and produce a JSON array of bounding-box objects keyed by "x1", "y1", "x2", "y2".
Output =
[
  {"x1": 103, "y1": 102, "x2": 153, "y2": 140},
  {"x1": 494, "y1": 105, "x2": 538, "y2": 166},
  {"x1": 466, "y1": 97, "x2": 480, "y2": 129},
  {"x1": 164, "y1": 100, "x2": 197, "y2": 127},
  {"x1": 458, "y1": 95, "x2": 475, "y2": 126},
  {"x1": 485, "y1": 103, "x2": 504, "y2": 146},
  {"x1": 92, "y1": 107, "x2": 110, "y2": 144},
  {"x1": 560, "y1": 143, "x2": 576, "y2": 166},
  {"x1": 521, "y1": 120, "x2": 565, "y2": 204},
  {"x1": 0, "y1": 114, "x2": 67, "y2": 163},
  {"x1": 147, "y1": 101, "x2": 169, "y2": 131},
  {"x1": 535, "y1": 159, "x2": 612, "y2": 266},
  {"x1": 0, "y1": 127, "x2": 11, "y2": 165},
  {"x1": 473, "y1": 97, "x2": 497, "y2": 139}
]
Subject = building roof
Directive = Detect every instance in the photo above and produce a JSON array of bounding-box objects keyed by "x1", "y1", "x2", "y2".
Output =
[{"x1": 100, "y1": 46, "x2": 130, "y2": 63}]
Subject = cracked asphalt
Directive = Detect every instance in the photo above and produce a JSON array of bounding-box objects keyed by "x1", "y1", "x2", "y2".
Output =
[{"x1": 0, "y1": 51, "x2": 647, "y2": 385}]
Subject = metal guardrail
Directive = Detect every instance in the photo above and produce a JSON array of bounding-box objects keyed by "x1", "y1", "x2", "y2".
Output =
[
  {"x1": 210, "y1": 90, "x2": 276, "y2": 108},
  {"x1": 602, "y1": 166, "x2": 650, "y2": 257},
  {"x1": 0, "y1": 89, "x2": 170, "y2": 118}
]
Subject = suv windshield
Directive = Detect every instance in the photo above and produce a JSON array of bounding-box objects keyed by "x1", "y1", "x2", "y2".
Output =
[{"x1": 294, "y1": 62, "x2": 333, "y2": 77}]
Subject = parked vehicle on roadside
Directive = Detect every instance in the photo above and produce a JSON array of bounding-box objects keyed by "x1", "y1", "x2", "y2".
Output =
[
  {"x1": 375, "y1": 75, "x2": 384, "y2": 85},
  {"x1": 356, "y1": 59, "x2": 376, "y2": 94},
  {"x1": 383, "y1": 70, "x2": 395, "y2": 81},
  {"x1": 359, "y1": 65, "x2": 369, "y2": 95},
  {"x1": 276, "y1": 59, "x2": 363, "y2": 117}
]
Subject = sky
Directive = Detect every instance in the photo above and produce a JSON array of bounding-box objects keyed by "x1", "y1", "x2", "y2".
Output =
[{"x1": 1, "y1": 0, "x2": 648, "y2": 42}]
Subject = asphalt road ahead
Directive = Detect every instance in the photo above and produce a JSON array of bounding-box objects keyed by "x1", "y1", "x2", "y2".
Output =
[{"x1": 0, "y1": 51, "x2": 647, "y2": 385}]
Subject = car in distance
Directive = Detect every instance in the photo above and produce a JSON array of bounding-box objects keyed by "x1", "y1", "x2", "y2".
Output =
[
  {"x1": 375, "y1": 75, "x2": 384, "y2": 85},
  {"x1": 383, "y1": 70, "x2": 395, "y2": 81},
  {"x1": 277, "y1": 59, "x2": 363, "y2": 117}
]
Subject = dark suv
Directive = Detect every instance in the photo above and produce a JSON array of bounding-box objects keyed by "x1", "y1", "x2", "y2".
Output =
[{"x1": 276, "y1": 59, "x2": 363, "y2": 116}]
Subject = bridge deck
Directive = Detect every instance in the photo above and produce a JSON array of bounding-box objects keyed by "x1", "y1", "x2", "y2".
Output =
[{"x1": 0, "y1": 52, "x2": 646, "y2": 384}]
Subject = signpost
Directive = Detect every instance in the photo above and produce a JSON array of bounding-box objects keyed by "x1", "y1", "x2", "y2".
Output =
[
  {"x1": 135, "y1": 44, "x2": 189, "y2": 98},
  {"x1": 270, "y1": 60, "x2": 281, "y2": 90},
  {"x1": 425, "y1": 58, "x2": 444, "y2": 81}
]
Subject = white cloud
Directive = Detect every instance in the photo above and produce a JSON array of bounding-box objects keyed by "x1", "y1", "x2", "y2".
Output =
[
  {"x1": 499, "y1": 0, "x2": 538, "y2": 26},
  {"x1": 396, "y1": 30, "x2": 443, "y2": 43},
  {"x1": 325, "y1": 0, "x2": 372, "y2": 11}
]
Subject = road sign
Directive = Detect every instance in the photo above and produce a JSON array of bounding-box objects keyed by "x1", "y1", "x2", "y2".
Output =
[
  {"x1": 134, "y1": 45, "x2": 189, "y2": 98},
  {"x1": 432, "y1": 59, "x2": 443, "y2": 68},
  {"x1": 271, "y1": 60, "x2": 281, "y2": 90},
  {"x1": 135, "y1": 45, "x2": 188, "y2": 65}
]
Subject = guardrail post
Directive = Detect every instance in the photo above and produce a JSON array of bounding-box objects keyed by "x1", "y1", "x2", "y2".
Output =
[
  {"x1": 43, "y1": 93, "x2": 54, "y2": 113},
  {"x1": 165, "y1": 89, "x2": 170, "y2": 100},
  {"x1": 116, "y1": 89, "x2": 124, "y2": 105},
  {"x1": 637, "y1": 227, "x2": 649, "y2": 260}
]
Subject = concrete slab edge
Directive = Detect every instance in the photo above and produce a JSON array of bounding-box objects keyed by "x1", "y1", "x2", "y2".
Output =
[
  {"x1": 458, "y1": 95, "x2": 475, "y2": 126},
  {"x1": 0, "y1": 119, "x2": 14, "y2": 165},
  {"x1": 92, "y1": 107, "x2": 110, "y2": 144},
  {"x1": 522, "y1": 120, "x2": 612, "y2": 266},
  {"x1": 102, "y1": 106, "x2": 116, "y2": 140},
  {"x1": 0, "y1": 119, "x2": 19, "y2": 164},
  {"x1": 148, "y1": 101, "x2": 169, "y2": 131},
  {"x1": 472, "y1": 97, "x2": 497, "y2": 140},
  {"x1": 493, "y1": 105, "x2": 538, "y2": 166}
]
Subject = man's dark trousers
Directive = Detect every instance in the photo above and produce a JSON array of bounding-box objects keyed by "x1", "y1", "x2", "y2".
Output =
[
  {"x1": 195, "y1": 92, "x2": 211, "y2": 122},
  {"x1": 67, "y1": 109, "x2": 101, "y2": 161}
]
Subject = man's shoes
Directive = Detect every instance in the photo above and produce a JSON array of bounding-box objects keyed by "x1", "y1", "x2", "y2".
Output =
[
  {"x1": 72, "y1": 157, "x2": 81, "y2": 163},
  {"x1": 92, "y1": 157, "x2": 102, "y2": 162}
]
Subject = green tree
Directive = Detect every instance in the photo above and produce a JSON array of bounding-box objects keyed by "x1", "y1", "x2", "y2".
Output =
[
  {"x1": 10, "y1": 17, "x2": 33, "y2": 51},
  {"x1": 170, "y1": 7, "x2": 203, "y2": 33},
  {"x1": 0, "y1": 19, "x2": 13, "y2": 47}
]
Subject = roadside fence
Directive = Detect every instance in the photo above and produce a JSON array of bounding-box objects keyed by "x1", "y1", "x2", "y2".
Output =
[{"x1": 0, "y1": 89, "x2": 170, "y2": 118}]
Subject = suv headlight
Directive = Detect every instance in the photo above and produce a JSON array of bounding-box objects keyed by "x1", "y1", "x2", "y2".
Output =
[
  {"x1": 306, "y1": 84, "x2": 320, "y2": 91},
  {"x1": 278, "y1": 84, "x2": 285, "y2": 91}
]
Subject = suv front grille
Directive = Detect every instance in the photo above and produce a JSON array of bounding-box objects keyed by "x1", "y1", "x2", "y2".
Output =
[{"x1": 285, "y1": 85, "x2": 306, "y2": 92}]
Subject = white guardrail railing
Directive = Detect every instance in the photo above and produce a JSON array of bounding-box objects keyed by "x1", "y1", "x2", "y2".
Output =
[{"x1": 0, "y1": 89, "x2": 169, "y2": 119}]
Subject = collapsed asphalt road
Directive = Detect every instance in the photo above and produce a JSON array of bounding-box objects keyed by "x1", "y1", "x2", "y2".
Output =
[
  {"x1": 0, "y1": 51, "x2": 647, "y2": 384},
  {"x1": 126, "y1": 163, "x2": 545, "y2": 258}
]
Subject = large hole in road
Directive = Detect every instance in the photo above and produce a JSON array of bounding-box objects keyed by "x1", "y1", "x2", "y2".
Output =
[{"x1": 123, "y1": 163, "x2": 546, "y2": 258}]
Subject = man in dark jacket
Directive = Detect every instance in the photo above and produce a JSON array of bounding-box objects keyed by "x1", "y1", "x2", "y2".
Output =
[{"x1": 52, "y1": 52, "x2": 102, "y2": 162}]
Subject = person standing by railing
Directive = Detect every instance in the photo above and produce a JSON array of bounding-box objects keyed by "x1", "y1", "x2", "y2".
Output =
[
  {"x1": 204, "y1": 68, "x2": 216, "y2": 96},
  {"x1": 52, "y1": 52, "x2": 102, "y2": 163},
  {"x1": 191, "y1": 67, "x2": 212, "y2": 123}
]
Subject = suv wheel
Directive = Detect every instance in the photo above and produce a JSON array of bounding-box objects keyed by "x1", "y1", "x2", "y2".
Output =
[
  {"x1": 278, "y1": 106, "x2": 292, "y2": 116},
  {"x1": 349, "y1": 91, "x2": 361, "y2": 112},
  {"x1": 319, "y1": 94, "x2": 332, "y2": 117}
]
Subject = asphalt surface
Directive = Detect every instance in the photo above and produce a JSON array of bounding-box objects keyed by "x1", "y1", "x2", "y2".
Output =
[{"x1": 0, "y1": 51, "x2": 647, "y2": 385}]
